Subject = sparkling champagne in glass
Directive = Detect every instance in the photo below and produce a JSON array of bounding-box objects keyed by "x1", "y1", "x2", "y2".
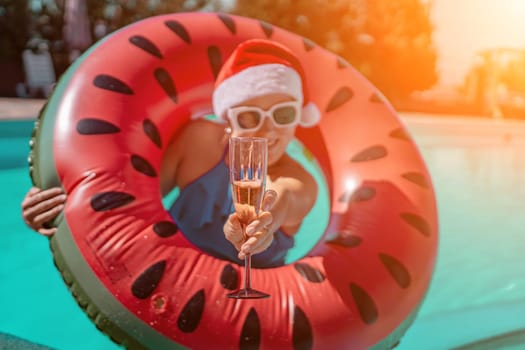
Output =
[{"x1": 227, "y1": 136, "x2": 269, "y2": 299}]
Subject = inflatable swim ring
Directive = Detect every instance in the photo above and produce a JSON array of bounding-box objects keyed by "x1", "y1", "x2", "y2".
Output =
[{"x1": 29, "y1": 12, "x2": 438, "y2": 350}]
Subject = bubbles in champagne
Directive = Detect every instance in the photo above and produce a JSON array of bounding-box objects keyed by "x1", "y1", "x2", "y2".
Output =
[{"x1": 232, "y1": 180, "x2": 263, "y2": 224}]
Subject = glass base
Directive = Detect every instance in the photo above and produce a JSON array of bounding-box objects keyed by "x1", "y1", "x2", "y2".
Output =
[{"x1": 227, "y1": 288, "x2": 270, "y2": 299}]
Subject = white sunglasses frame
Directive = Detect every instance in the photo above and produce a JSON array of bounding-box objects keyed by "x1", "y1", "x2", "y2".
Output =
[{"x1": 226, "y1": 100, "x2": 302, "y2": 132}]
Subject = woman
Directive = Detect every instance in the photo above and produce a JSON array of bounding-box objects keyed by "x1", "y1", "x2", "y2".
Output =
[{"x1": 21, "y1": 39, "x2": 319, "y2": 268}]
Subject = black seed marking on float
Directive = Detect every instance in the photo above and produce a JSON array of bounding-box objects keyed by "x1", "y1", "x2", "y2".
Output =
[
  {"x1": 218, "y1": 13, "x2": 236, "y2": 34},
  {"x1": 401, "y1": 172, "x2": 429, "y2": 189},
  {"x1": 349, "y1": 283, "x2": 378, "y2": 324},
  {"x1": 326, "y1": 86, "x2": 354, "y2": 112},
  {"x1": 153, "y1": 221, "x2": 178, "y2": 238},
  {"x1": 154, "y1": 68, "x2": 177, "y2": 103},
  {"x1": 400, "y1": 213, "x2": 431, "y2": 237},
  {"x1": 239, "y1": 308, "x2": 261, "y2": 350},
  {"x1": 326, "y1": 234, "x2": 362, "y2": 247},
  {"x1": 338, "y1": 186, "x2": 376, "y2": 203},
  {"x1": 178, "y1": 289, "x2": 205, "y2": 333},
  {"x1": 259, "y1": 21, "x2": 273, "y2": 37},
  {"x1": 164, "y1": 20, "x2": 191, "y2": 44},
  {"x1": 208, "y1": 46, "x2": 223, "y2": 80},
  {"x1": 351, "y1": 145, "x2": 388, "y2": 162},
  {"x1": 379, "y1": 253, "x2": 411, "y2": 289},
  {"x1": 337, "y1": 57, "x2": 350, "y2": 69},
  {"x1": 131, "y1": 260, "x2": 166, "y2": 299},
  {"x1": 292, "y1": 306, "x2": 313, "y2": 350},
  {"x1": 220, "y1": 264, "x2": 239, "y2": 291},
  {"x1": 90, "y1": 192, "x2": 135, "y2": 211},
  {"x1": 370, "y1": 92, "x2": 384, "y2": 103},
  {"x1": 93, "y1": 74, "x2": 134, "y2": 95},
  {"x1": 142, "y1": 119, "x2": 162, "y2": 149},
  {"x1": 389, "y1": 128, "x2": 411, "y2": 141},
  {"x1": 77, "y1": 119, "x2": 120, "y2": 135},
  {"x1": 131, "y1": 154, "x2": 157, "y2": 177},
  {"x1": 303, "y1": 38, "x2": 316, "y2": 52},
  {"x1": 129, "y1": 35, "x2": 163, "y2": 58},
  {"x1": 294, "y1": 263, "x2": 325, "y2": 283}
]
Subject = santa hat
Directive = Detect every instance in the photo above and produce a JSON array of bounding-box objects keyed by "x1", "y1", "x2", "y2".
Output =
[{"x1": 212, "y1": 39, "x2": 321, "y2": 127}]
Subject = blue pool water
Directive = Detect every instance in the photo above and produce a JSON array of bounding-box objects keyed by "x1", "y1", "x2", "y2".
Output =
[{"x1": 1, "y1": 116, "x2": 525, "y2": 349}]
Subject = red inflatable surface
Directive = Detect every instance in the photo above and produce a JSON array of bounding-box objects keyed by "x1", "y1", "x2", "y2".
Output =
[{"x1": 30, "y1": 12, "x2": 438, "y2": 350}]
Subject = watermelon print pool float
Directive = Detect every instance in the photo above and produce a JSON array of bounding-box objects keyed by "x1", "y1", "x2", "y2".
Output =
[{"x1": 28, "y1": 12, "x2": 438, "y2": 350}]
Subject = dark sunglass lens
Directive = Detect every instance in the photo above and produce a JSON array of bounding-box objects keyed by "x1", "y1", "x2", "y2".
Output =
[
  {"x1": 273, "y1": 106, "x2": 297, "y2": 125},
  {"x1": 237, "y1": 110, "x2": 261, "y2": 129}
]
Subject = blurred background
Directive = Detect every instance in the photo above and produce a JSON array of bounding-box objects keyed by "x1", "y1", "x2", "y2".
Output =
[
  {"x1": 0, "y1": 0, "x2": 524, "y2": 118},
  {"x1": 2, "y1": 1, "x2": 525, "y2": 349}
]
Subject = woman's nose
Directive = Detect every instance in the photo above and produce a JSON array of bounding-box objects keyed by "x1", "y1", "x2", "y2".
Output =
[
  {"x1": 257, "y1": 115, "x2": 275, "y2": 136},
  {"x1": 258, "y1": 114, "x2": 274, "y2": 132}
]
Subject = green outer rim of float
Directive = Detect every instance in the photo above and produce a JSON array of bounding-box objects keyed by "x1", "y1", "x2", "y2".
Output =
[
  {"x1": 370, "y1": 301, "x2": 423, "y2": 350},
  {"x1": 51, "y1": 222, "x2": 187, "y2": 350},
  {"x1": 29, "y1": 38, "x2": 187, "y2": 349}
]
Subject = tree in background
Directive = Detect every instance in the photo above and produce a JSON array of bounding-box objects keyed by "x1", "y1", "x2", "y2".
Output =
[
  {"x1": 86, "y1": 0, "x2": 225, "y2": 33},
  {"x1": 230, "y1": 0, "x2": 366, "y2": 56},
  {"x1": 0, "y1": 0, "x2": 31, "y2": 61},
  {"x1": 230, "y1": 0, "x2": 438, "y2": 105},
  {"x1": 500, "y1": 51, "x2": 525, "y2": 94},
  {"x1": 2, "y1": 0, "x2": 437, "y2": 104},
  {"x1": 462, "y1": 49, "x2": 525, "y2": 118},
  {"x1": 360, "y1": 0, "x2": 437, "y2": 102}
]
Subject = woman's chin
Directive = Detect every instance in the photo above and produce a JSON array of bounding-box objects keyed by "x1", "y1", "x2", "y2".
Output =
[{"x1": 268, "y1": 150, "x2": 285, "y2": 166}]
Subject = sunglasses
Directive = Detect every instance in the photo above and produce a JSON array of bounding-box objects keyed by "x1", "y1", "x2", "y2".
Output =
[{"x1": 227, "y1": 101, "x2": 301, "y2": 132}]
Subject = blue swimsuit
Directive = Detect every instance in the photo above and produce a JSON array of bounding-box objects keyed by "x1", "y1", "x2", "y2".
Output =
[{"x1": 168, "y1": 157, "x2": 294, "y2": 268}]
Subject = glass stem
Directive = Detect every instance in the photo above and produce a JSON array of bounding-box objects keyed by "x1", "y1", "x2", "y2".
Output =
[{"x1": 244, "y1": 254, "x2": 252, "y2": 290}]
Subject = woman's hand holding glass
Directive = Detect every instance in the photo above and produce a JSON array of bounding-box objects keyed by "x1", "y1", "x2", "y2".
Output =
[{"x1": 223, "y1": 189, "x2": 277, "y2": 259}]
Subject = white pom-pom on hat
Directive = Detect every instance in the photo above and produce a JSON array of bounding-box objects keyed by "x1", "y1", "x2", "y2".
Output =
[
  {"x1": 212, "y1": 39, "x2": 321, "y2": 128},
  {"x1": 300, "y1": 102, "x2": 321, "y2": 127}
]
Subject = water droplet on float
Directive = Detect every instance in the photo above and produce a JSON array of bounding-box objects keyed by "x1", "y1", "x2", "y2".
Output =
[{"x1": 151, "y1": 293, "x2": 169, "y2": 314}]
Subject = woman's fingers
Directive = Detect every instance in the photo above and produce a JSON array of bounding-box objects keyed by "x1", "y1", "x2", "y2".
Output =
[
  {"x1": 26, "y1": 194, "x2": 66, "y2": 217},
  {"x1": 226, "y1": 200, "x2": 276, "y2": 259},
  {"x1": 261, "y1": 189, "x2": 277, "y2": 211},
  {"x1": 21, "y1": 187, "x2": 66, "y2": 232},
  {"x1": 30, "y1": 204, "x2": 65, "y2": 229},
  {"x1": 21, "y1": 187, "x2": 64, "y2": 210},
  {"x1": 22, "y1": 194, "x2": 66, "y2": 223},
  {"x1": 223, "y1": 213, "x2": 244, "y2": 250},
  {"x1": 245, "y1": 211, "x2": 272, "y2": 235},
  {"x1": 38, "y1": 227, "x2": 58, "y2": 236},
  {"x1": 237, "y1": 209, "x2": 274, "y2": 258},
  {"x1": 238, "y1": 230, "x2": 273, "y2": 259}
]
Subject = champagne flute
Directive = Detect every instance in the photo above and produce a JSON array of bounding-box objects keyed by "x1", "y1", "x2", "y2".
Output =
[{"x1": 227, "y1": 136, "x2": 270, "y2": 299}]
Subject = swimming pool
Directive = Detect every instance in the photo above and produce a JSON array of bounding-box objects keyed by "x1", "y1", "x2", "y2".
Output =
[{"x1": 1, "y1": 115, "x2": 525, "y2": 349}]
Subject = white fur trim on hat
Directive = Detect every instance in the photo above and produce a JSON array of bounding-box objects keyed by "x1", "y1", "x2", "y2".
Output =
[{"x1": 213, "y1": 63, "x2": 303, "y2": 120}]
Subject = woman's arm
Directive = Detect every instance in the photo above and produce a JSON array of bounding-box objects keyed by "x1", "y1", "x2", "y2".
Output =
[
  {"x1": 266, "y1": 154, "x2": 318, "y2": 236},
  {"x1": 159, "y1": 120, "x2": 226, "y2": 196}
]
